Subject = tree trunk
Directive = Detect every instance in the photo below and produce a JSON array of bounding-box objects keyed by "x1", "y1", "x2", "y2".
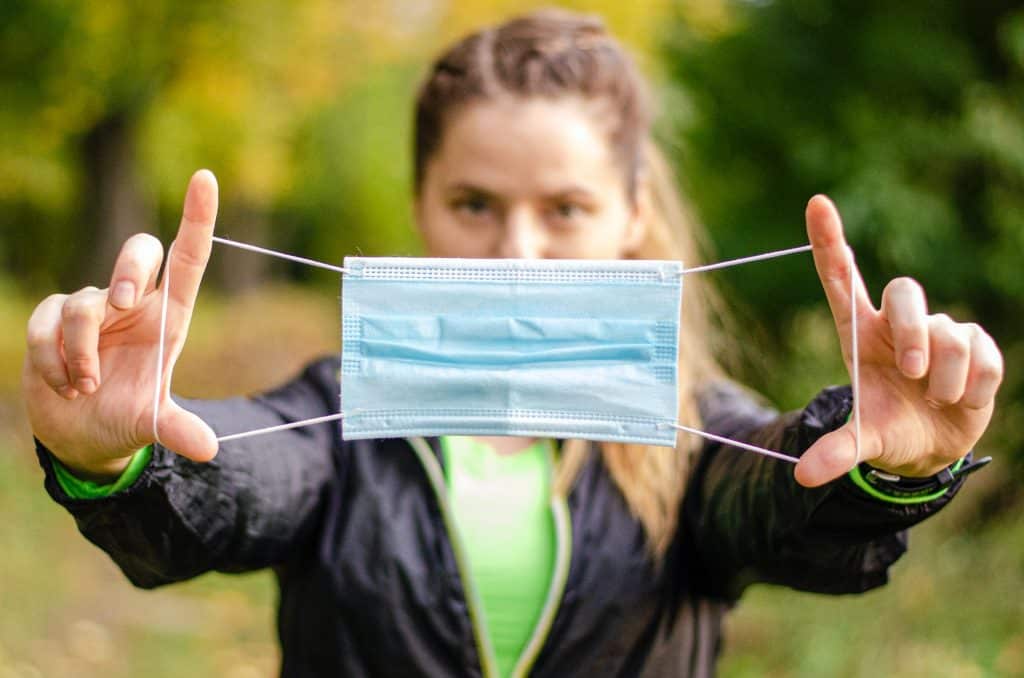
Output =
[
  {"x1": 79, "y1": 112, "x2": 153, "y2": 288},
  {"x1": 211, "y1": 202, "x2": 270, "y2": 294}
]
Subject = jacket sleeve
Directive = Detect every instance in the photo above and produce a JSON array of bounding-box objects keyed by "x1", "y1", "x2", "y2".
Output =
[
  {"x1": 35, "y1": 357, "x2": 343, "y2": 589},
  {"x1": 682, "y1": 381, "x2": 970, "y2": 601}
]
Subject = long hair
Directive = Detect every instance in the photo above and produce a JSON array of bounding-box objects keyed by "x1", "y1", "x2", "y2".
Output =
[{"x1": 413, "y1": 8, "x2": 723, "y2": 558}]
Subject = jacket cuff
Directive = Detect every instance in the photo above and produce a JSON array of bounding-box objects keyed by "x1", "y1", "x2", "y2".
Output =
[
  {"x1": 50, "y1": 446, "x2": 154, "y2": 499},
  {"x1": 35, "y1": 438, "x2": 160, "y2": 507}
]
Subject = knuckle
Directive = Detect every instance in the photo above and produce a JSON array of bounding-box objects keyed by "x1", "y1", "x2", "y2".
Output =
[
  {"x1": 888, "y1": 276, "x2": 919, "y2": 295},
  {"x1": 992, "y1": 346, "x2": 1005, "y2": 372},
  {"x1": 969, "y1": 323, "x2": 999, "y2": 350},
  {"x1": 961, "y1": 384, "x2": 994, "y2": 408},
  {"x1": 26, "y1": 295, "x2": 66, "y2": 347},
  {"x1": 827, "y1": 261, "x2": 851, "y2": 285},
  {"x1": 60, "y1": 301, "x2": 86, "y2": 323},
  {"x1": 41, "y1": 371, "x2": 69, "y2": 389},
  {"x1": 42, "y1": 292, "x2": 67, "y2": 307},
  {"x1": 890, "y1": 315, "x2": 924, "y2": 337},
  {"x1": 114, "y1": 258, "x2": 142, "y2": 276},
  {"x1": 121, "y1": 232, "x2": 164, "y2": 265},
  {"x1": 974, "y1": 358, "x2": 1004, "y2": 384},
  {"x1": 927, "y1": 391, "x2": 957, "y2": 406},
  {"x1": 127, "y1": 232, "x2": 161, "y2": 249},
  {"x1": 65, "y1": 354, "x2": 95, "y2": 372},
  {"x1": 30, "y1": 293, "x2": 67, "y2": 320},
  {"x1": 61, "y1": 294, "x2": 100, "y2": 323},
  {"x1": 174, "y1": 246, "x2": 210, "y2": 269},
  {"x1": 938, "y1": 336, "x2": 970, "y2": 360},
  {"x1": 25, "y1": 326, "x2": 52, "y2": 351},
  {"x1": 961, "y1": 397, "x2": 989, "y2": 411},
  {"x1": 883, "y1": 276, "x2": 925, "y2": 310},
  {"x1": 898, "y1": 276, "x2": 923, "y2": 294}
]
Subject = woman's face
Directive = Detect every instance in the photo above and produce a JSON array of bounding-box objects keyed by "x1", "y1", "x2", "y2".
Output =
[{"x1": 416, "y1": 97, "x2": 646, "y2": 260}]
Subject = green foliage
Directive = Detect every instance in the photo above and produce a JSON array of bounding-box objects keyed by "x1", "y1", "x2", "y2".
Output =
[
  {"x1": 0, "y1": 0, "x2": 671, "y2": 291},
  {"x1": 284, "y1": 65, "x2": 424, "y2": 274},
  {"x1": 664, "y1": 0, "x2": 1024, "y2": 469}
]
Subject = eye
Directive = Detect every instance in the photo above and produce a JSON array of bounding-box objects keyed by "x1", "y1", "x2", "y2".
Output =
[
  {"x1": 548, "y1": 200, "x2": 588, "y2": 226},
  {"x1": 453, "y1": 194, "x2": 492, "y2": 216},
  {"x1": 556, "y1": 203, "x2": 579, "y2": 218}
]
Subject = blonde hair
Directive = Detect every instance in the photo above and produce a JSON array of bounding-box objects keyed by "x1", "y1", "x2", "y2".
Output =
[
  {"x1": 415, "y1": 9, "x2": 724, "y2": 559},
  {"x1": 554, "y1": 139, "x2": 721, "y2": 558}
]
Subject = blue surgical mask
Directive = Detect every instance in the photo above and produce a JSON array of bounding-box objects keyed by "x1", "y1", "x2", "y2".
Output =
[{"x1": 340, "y1": 256, "x2": 682, "y2": 447}]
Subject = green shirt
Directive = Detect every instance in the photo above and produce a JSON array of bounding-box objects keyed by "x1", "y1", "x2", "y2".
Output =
[{"x1": 441, "y1": 436, "x2": 556, "y2": 678}]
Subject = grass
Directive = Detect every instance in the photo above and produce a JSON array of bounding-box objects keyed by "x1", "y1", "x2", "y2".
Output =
[
  {"x1": 720, "y1": 477, "x2": 1024, "y2": 678},
  {"x1": 1, "y1": 284, "x2": 1020, "y2": 677}
]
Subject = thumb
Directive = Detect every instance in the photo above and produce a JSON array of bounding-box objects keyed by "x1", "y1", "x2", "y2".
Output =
[
  {"x1": 155, "y1": 401, "x2": 219, "y2": 462},
  {"x1": 794, "y1": 425, "x2": 860, "y2": 487}
]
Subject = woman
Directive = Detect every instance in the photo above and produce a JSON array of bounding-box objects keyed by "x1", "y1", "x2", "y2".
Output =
[{"x1": 23, "y1": 9, "x2": 1002, "y2": 677}]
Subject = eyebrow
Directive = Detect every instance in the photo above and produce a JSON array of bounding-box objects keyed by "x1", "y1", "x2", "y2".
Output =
[
  {"x1": 445, "y1": 183, "x2": 496, "y2": 196},
  {"x1": 445, "y1": 182, "x2": 597, "y2": 200}
]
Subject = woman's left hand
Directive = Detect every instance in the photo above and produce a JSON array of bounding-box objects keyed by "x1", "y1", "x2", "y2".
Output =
[{"x1": 794, "y1": 195, "x2": 1003, "y2": 488}]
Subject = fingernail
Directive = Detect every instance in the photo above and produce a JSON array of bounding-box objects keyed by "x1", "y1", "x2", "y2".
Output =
[
  {"x1": 76, "y1": 378, "x2": 97, "y2": 394},
  {"x1": 902, "y1": 349, "x2": 925, "y2": 377},
  {"x1": 110, "y1": 281, "x2": 136, "y2": 308},
  {"x1": 57, "y1": 385, "x2": 79, "y2": 400}
]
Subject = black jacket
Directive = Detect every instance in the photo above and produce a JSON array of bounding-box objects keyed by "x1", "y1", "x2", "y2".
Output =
[{"x1": 36, "y1": 357, "x2": 966, "y2": 677}]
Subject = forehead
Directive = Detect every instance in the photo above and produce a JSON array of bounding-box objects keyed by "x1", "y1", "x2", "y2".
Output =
[{"x1": 428, "y1": 97, "x2": 621, "y2": 194}]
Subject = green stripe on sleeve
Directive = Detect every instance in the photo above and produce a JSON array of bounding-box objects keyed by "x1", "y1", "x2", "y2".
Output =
[{"x1": 52, "y1": 446, "x2": 153, "y2": 499}]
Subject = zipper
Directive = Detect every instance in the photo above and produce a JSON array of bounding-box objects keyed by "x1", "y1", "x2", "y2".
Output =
[
  {"x1": 409, "y1": 436, "x2": 501, "y2": 678},
  {"x1": 509, "y1": 440, "x2": 572, "y2": 678},
  {"x1": 408, "y1": 436, "x2": 573, "y2": 678}
]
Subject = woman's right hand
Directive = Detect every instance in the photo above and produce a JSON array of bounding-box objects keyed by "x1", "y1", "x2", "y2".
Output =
[{"x1": 23, "y1": 170, "x2": 221, "y2": 482}]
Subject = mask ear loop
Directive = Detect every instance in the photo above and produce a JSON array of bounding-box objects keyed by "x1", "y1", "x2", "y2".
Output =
[
  {"x1": 849, "y1": 246, "x2": 862, "y2": 467},
  {"x1": 664, "y1": 242, "x2": 862, "y2": 467},
  {"x1": 151, "y1": 236, "x2": 350, "y2": 446},
  {"x1": 152, "y1": 241, "x2": 175, "y2": 446},
  {"x1": 658, "y1": 421, "x2": 800, "y2": 463},
  {"x1": 676, "y1": 243, "x2": 812, "y2": 275},
  {"x1": 152, "y1": 236, "x2": 862, "y2": 458}
]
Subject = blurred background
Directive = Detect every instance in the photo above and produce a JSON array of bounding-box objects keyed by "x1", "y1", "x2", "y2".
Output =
[{"x1": 1, "y1": 0, "x2": 1021, "y2": 676}]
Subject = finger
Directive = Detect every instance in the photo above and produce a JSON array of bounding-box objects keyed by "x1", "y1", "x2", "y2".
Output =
[
  {"x1": 26, "y1": 293, "x2": 78, "y2": 399},
  {"x1": 880, "y1": 277, "x2": 929, "y2": 379},
  {"x1": 164, "y1": 169, "x2": 218, "y2": 310},
  {"x1": 60, "y1": 287, "x2": 110, "y2": 394},
  {"x1": 795, "y1": 424, "x2": 877, "y2": 488},
  {"x1": 155, "y1": 400, "x2": 219, "y2": 463},
  {"x1": 961, "y1": 324, "x2": 1003, "y2": 409},
  {"x1": 806, "y1": 195, "x2": 875, "y2": 336},
  {"x1": 108, "y1": 233, "x2": 165, "y2": 309},
  {"x1": 925, "y1": 314, "x2": 971, "y2": 406}
]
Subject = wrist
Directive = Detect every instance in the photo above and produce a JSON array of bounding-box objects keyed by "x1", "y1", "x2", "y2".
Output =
[
  {"x1": 49, "y1": 446, "x2": 153, "y2": 499},
  {"x1": 848, "y1": 455, "x2": 991, "y2": 505},
  {"x1": 51, "y1": 452, "x2": 134, "y2": 484}
]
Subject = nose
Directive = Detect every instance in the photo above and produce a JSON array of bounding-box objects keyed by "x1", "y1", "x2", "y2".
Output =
[{"x1": 496, "y1": 207, "x2": 543, "y2": 259}]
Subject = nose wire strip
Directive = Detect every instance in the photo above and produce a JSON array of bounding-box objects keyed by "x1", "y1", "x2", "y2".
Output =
[{"x1": 152, "y1": 238, "x2": 859, "y2": 466}]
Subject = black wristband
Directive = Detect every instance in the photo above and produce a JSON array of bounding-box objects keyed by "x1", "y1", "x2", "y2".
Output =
[{"x1": 856, "y1": 455, "x2": 991, "y2": 502}]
